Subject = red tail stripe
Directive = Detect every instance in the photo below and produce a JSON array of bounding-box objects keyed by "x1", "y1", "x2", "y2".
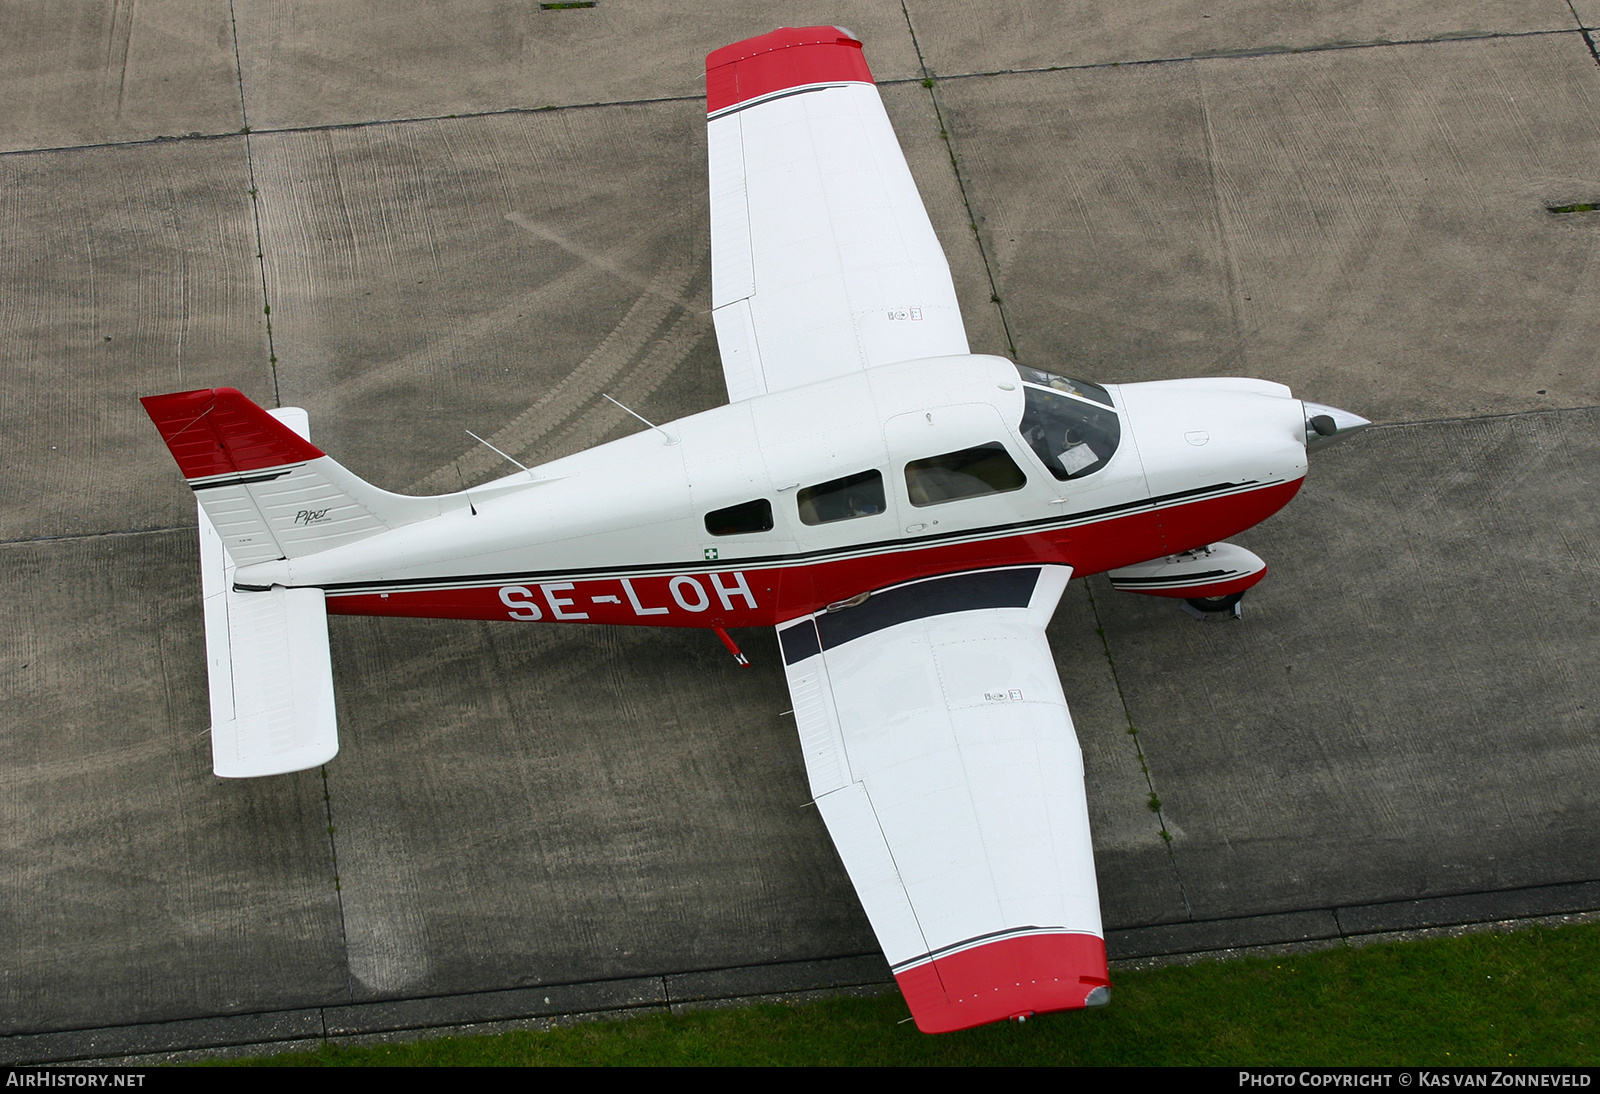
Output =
[
  {"x1": 140, "y1": 388, "x2": 323, "y2": 480},
  {"x1": 706, "y1": 26, "x2": 873, "y2": 113},
  {"x1": 895, "y1": 932, "x2": 1109, "y2": 1033}
]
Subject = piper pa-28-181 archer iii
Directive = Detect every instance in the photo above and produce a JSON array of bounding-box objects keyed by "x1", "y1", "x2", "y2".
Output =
[{"x1": 141, "y1": 27, "x2": 1369, "y2": 1033}]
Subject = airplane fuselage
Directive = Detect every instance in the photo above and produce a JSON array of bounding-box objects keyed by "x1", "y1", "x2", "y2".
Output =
[{"x1": 234, "y1": 355, "x2": 1310, "y2": 628}]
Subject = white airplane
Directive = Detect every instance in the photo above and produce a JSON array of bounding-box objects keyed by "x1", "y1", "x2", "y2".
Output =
[{"x1": 141, "y1": 27, "x2": 1369, "y2": 1033}]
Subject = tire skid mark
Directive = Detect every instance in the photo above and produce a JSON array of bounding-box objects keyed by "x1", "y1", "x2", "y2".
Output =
[
  {"x1": 512, "y1": 303, "x2": 713, "y2": 472},
  {"x1": 505, "y1": 212, "x2": 702, "y2": 311},
  {"x1": 409, "y1": 236, "x2": 710, "y2": 493}
]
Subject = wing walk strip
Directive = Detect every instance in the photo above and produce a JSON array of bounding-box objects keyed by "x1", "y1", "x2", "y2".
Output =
[
  {"x1": 777, "y1": 567, "x2": 1038, "y2": 663},
  {"x1": 310, "y1": 478, "x2": 1278, "y2": 597},
  {"x1": 776, "y1": 565, "x2": 1109, "y2": 1032}
]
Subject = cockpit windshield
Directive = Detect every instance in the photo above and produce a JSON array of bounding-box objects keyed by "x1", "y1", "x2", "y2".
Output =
[
  {"x1": 1014, "y1": 364, "x2": 1113, "y2": 407},
  {"x1": 1013, "y1": 363, "x2": 1121, "y2": 481}
]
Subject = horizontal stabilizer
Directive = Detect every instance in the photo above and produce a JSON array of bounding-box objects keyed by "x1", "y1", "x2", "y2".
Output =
[{"x1": 200, "y1": 408, "x2": 339, "y2": 778}]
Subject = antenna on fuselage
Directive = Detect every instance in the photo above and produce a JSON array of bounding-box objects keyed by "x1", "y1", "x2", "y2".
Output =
[
  {"x1": 602, "y1": 393, "x2": 677, "y2": 446},
  {"x1": 465, "y1": 430, "x2": 534, "y2": 474}
]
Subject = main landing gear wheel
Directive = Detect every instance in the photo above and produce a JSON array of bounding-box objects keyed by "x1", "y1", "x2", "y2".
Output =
[{"x1": 1182, "y1": 592, "x2": 1244, "y2": 620}]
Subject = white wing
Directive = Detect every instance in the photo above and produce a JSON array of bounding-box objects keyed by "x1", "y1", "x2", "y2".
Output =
[
  {"x1": 706, "y1": 28, "x2": 969, "y2": 401},
  {"x1": 776, "y1": 565, "x2": 1109, "y2": 1032}
]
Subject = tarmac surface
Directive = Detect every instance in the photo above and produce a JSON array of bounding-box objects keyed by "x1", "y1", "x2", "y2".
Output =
[{"x1": 3, "y1": 0, "x2": 1599, "y2": 1064}]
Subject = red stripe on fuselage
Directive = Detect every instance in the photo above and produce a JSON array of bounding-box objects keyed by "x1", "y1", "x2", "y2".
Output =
[
  {"x1": 896, "y1": 932, "x2": 1109, "y2": 1034},
  {"x1": 706, "y1": 27, "x2": 873, "y2": 114},
  {"x1": 323, "y1": 478, "x2": 1304, "y2": 626}
]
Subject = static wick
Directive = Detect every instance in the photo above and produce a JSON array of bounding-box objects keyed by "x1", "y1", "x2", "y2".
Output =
[{"x1": 603, "y1": 394, "x2": 677, "y2": 445}]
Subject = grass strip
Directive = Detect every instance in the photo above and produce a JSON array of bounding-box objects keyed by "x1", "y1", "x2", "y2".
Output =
[{"x1": 231, "y1": 920, "x2": 1599, "y2": 1066}]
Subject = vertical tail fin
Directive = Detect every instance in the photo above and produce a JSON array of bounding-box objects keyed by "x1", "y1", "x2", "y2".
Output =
[
  {"x1": 141, "y1": 387, "x2": 324, "y2": 480},
  {"x1": 142, "y1": 388, "x2": 446, "y2": 565}
]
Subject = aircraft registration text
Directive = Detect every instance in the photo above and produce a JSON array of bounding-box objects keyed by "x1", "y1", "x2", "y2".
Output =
[{"x1": 494, "y1": 572, "x2": 760, "y2": 622}]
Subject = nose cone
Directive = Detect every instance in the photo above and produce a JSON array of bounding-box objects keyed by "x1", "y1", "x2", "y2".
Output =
[{"x1": 1302, "y1": 401, "x2": 1372, "y2": 451}]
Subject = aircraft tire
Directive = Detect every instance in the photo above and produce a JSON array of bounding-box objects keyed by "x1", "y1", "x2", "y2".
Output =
[{"x1": 1185, "y1": 592, "x2": 1245, "y2": 614}]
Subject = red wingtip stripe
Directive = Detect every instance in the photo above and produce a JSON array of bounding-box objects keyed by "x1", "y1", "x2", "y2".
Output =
[
  {"x1": 141, "y1": 388, "x2": 323, "y2": 480},
  {"x1": 895, "y1": 932, "x2": 1110, "y2": 1034},
  {"x1": 706, "y1": 26, "x2": 873, "y2": 113}
]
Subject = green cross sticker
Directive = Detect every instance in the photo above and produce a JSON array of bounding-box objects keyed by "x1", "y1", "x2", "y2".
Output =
[{"x1": 703, "y1": 547, "x2": 719, "y2": 560}]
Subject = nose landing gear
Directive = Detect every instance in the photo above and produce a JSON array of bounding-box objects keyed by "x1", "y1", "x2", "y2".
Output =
[
  {"x1": 1108, "y1": 542, "x2": 1264, "y2": 620},
  {"x1": 1181, "y1": 592, "x2": 1244, "y2": 620}
]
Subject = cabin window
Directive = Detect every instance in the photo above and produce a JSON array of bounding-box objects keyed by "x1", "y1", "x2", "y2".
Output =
[
  {"x1": 1017, "y1": 385, "x2": 1121, "y2": 481},
  {"x1": 904, "y1": 443, "x2": 1027, "y2": 507},
  {"x1": 705, "y1": 498, "x2": 774, "y2": 536},
  {"x1": 797, "y1": 470, "x2": 886, "y2": 526}
]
